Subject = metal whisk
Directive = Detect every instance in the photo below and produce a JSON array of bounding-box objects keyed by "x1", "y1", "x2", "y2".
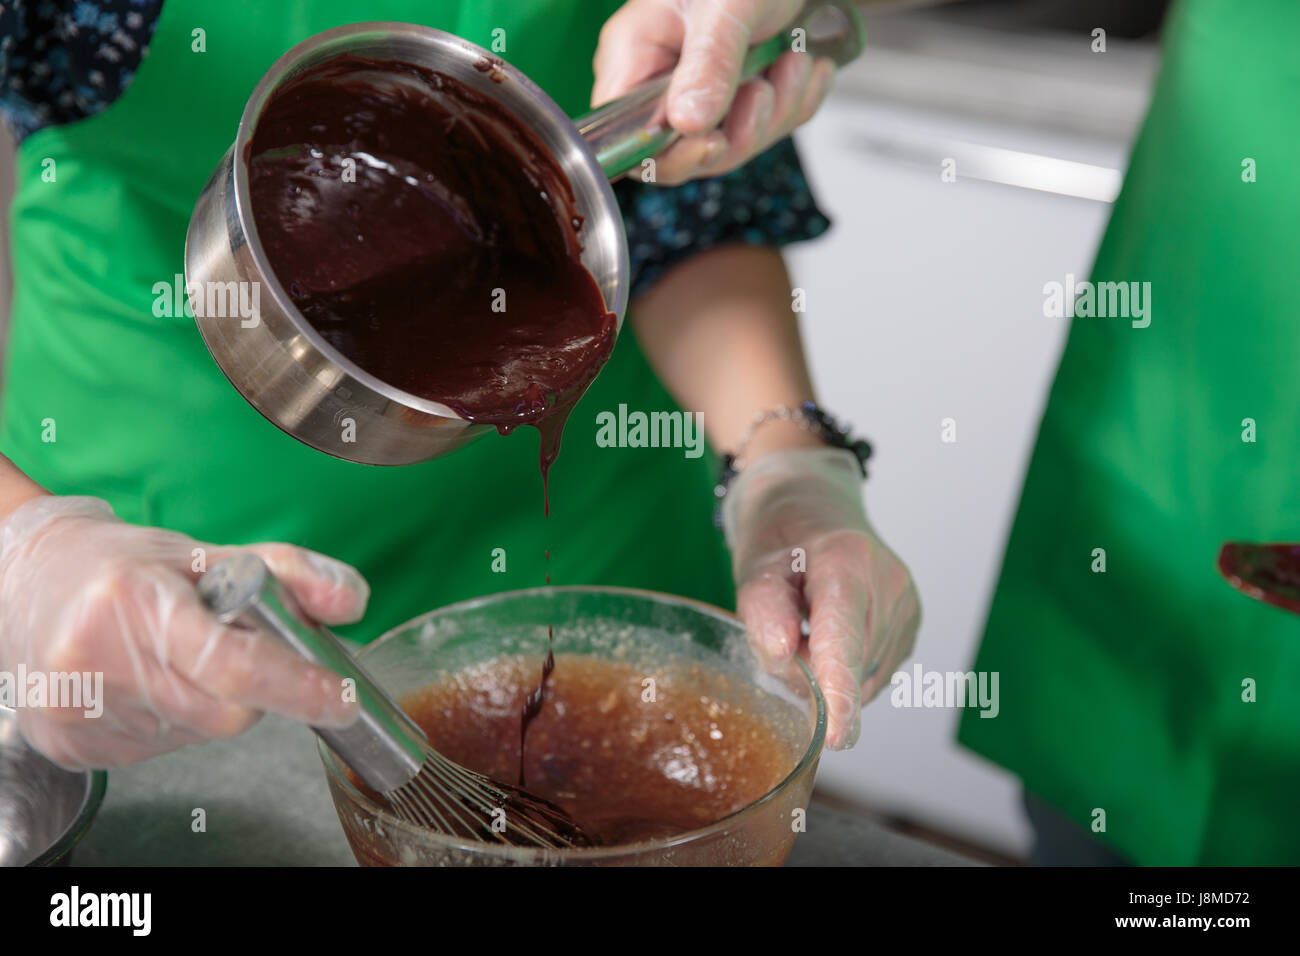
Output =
[{"x1": 197, "y1": 554, "x2": 591, "y2": 849}]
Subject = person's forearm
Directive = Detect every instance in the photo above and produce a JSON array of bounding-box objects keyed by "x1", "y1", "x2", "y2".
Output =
[
  {"x1": 0, "y1": 454, "x2": 49, "y2": 521},
  {"x1": 630, "y1": 243, "x2": 824, "y2": 461}
]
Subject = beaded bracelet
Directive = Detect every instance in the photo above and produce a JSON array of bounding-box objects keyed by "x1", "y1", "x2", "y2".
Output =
[{"x1": 713, "y1": 400, "x2": 872, "y2": 528}]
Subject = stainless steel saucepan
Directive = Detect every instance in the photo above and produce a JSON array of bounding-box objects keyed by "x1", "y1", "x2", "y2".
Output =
[{"x1": 185, "y1": 2, "x2": 864, "y2": 465}]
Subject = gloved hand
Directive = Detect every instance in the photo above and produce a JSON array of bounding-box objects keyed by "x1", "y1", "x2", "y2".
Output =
[
  {"x1": 0, "y1": 495, "x2": 367, "y2": 770},
  {"x1": 591, "y1": 0, "x2": 834, "y2": 185},
  {"x1": 723, "y1": 447, "x2": 920, "y2": 749}
]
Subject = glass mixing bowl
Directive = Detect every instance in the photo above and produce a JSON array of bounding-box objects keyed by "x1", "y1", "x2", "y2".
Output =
[{"x1": 321, "y1": 586, "x2": 825, "y2": 866}]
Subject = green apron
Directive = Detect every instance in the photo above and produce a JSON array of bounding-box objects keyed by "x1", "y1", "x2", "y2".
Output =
[
  {"x1": 1, "y1": 0, "x2": 732, "y2": 641},
  {"x1": 960, "y1": 0, "x2": 1300, "y2": 865}
]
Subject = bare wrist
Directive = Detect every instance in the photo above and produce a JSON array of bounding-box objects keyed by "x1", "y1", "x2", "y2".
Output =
[
  {"x1": 713, "y1": 401, "x2": 873, "y2": 529},
  {"x1": 0, "y1": 456, "x2": 49, "y2": 523},
  {"x1": 743, "y1": 418, "x2": 825, "y2": 465}
]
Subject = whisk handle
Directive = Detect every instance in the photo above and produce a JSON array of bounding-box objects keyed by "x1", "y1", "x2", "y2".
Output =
[{"x1": 197, "y1": 553, "x2": 427, "y2": 793}]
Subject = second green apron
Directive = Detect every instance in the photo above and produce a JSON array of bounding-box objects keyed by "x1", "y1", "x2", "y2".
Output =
[{"x1": 960, "y1": 0, "x2": 1300, "y2": 865}]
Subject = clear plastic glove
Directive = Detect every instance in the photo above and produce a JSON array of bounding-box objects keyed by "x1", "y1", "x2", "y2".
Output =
[
  {"x1": 591, "y1": 0, "x2": 835, "y2": 185},
  {"x1": 723, "y1": 447, "x2": 920, "y2": 749},
  {"x1": 0, "y1": 495, "x2": 367, "y2": 770}
]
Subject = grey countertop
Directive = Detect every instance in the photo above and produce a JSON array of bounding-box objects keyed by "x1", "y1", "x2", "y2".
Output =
[{"x1": 70, "y1": 714, "x2": 973, "y2": 867}]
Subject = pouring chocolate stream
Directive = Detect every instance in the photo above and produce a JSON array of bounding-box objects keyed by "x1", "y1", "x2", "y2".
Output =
[{"x1": 247, "y1": 53, "x2": 617, "y2": 814}]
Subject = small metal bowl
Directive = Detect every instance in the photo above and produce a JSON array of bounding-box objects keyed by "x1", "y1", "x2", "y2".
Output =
[{"x1": 0, "y1": 705, "x2": 107, "y2": 866}]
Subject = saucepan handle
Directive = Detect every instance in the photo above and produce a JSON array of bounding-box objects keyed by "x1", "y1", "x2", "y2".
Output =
[{"x1": 576, "y1": 0, "x2": 866, "y2": 179}]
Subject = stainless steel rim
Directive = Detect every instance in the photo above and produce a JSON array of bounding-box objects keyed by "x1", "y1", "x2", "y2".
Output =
[{"x1": 26, "y1": 769, "x2": 107, "y2": 867}]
